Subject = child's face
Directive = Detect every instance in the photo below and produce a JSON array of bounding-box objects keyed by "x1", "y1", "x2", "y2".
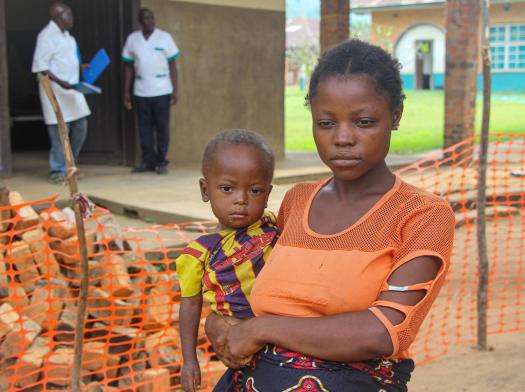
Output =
[
  {"x1": 310, "y1": 74, "x2": 402, "y2": 182},
  {"x1": 199, "y1": 145, "x2": 273, "y2": 229}
]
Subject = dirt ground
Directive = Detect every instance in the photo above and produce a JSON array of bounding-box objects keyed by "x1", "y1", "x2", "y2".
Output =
[{"x1": 410, "y1": 332, "x2": 525, "y2": 392}]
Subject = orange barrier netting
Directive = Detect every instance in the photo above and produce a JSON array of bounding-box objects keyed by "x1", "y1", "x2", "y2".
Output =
[
  {"x1": 0, "y1": 133, "x2": 523, "y2": 390},
  {"x1": 396, "y1": 133, "x2": 525, "y2": 364}
]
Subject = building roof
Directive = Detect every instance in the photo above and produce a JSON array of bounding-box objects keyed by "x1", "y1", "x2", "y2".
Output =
[
  {"x1": 352, "y1": 0, "x2": 523, "y2": 12},
  {"x1": 352, "y1": 0, "x2": 443, "y2": 11}
]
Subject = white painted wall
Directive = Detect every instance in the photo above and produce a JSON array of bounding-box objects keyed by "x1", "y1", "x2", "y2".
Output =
[{"x1": 394, "y1": 24, "x2": 445, "y2": 74}]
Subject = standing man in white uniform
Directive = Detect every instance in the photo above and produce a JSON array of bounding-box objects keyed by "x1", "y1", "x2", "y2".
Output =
[
  {"x1": 32, "y1": 2, "x2": 91, "y2": 184},
  {"x1": 122, "y1": 8, "x2": 179, "y2": 175}
]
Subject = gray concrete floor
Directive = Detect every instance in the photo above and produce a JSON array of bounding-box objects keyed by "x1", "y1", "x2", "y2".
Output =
[{"x1": 1, "y1": 151, "x2": 424, "y2": 224}]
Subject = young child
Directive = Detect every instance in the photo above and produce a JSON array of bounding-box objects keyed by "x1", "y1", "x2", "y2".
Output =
[{"x1": 177, "y1": 129, "x2": 279, "y2": 392}]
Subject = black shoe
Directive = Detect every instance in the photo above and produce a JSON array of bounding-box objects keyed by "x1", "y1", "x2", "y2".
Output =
[
  {"x1": 156, "y1": 164, "x2": 168, "y2": 175},
  {"x1": 131, "y1": 163, "x2": 155, "y2": 173}
]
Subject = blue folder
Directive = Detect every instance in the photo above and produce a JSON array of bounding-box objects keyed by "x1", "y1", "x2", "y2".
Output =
[
  {"x1": 82, "y1": 48, "x2": 110, "y2": 85},
  {"x1": 73, "y1": 81, "x2": 102, "y2": 95}
]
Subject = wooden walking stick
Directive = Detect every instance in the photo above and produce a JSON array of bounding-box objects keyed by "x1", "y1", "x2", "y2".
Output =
[{"x1": 40, "y1": 74, "x2": 93, "y2": 392}]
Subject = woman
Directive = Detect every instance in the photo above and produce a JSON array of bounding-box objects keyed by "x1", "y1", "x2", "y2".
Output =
[{"x1": 206, "y1": 39, "x2": 455, "y2": 392}]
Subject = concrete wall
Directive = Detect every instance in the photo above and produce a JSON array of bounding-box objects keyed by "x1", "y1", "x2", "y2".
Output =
[
  {"x1": 370, "y1": 2, "x2": 525, "y2": 92},
  {"x1": 371, "y1": 6, "x2": 444, "y2": 49},
  {"x1": 141, "y1": 0, "x2": 285, "y2": 164}
]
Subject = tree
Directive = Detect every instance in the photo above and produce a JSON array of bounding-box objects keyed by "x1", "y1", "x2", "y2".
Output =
[
  {"x1": 476, "y1": 0, "x2": 491, "y2": 353},
  {"x1": 443, "y1": 0, "x2": 482, "y2": 148},
  {"x1": 286, "y1": 43, "x2": 319, "y2": 85},
  {"x1": 320, "y1": 0, "x2": 350, "y2": 54}
]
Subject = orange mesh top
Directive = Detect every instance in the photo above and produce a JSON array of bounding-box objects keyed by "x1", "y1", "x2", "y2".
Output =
[{"x1": 250, "y1": 175, "x2": 455, "y2": 359}]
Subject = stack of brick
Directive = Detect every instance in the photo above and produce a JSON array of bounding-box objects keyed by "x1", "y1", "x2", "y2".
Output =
[{"x1": 0, "y1": 188, "x2": 215, "y2": 391}]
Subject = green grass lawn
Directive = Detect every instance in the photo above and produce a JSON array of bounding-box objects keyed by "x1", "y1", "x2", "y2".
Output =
[{"x1": 285, "y1": 86, "x2": 525, "y2": 154}]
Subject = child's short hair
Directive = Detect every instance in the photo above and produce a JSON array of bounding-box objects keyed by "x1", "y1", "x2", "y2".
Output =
[
  {"x1": 307, "y1": 39, "x2": 405, "y2": 111},
  {"x1": 202, "y1": 129, "x2": 275, "y2": 180}
]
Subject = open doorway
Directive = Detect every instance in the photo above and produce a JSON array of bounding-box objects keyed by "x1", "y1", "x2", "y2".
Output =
[
  {"x1": 6, "y1": 0, "x2": 50, "y2": 152},
  {"x1": 415, "y1": 40, "x2": 433, "y2": 90},
  {"x1": 5, "y1": 0, "x2": 138, "y2": 165}
]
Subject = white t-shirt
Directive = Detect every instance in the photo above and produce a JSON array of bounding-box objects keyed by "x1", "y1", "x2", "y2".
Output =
[
  {"x1": 32, "y1": 21, "x2": 91, "y2": 125},
  {"x1": 122, "y1": 29, "x2": 180, "y2": 97}
]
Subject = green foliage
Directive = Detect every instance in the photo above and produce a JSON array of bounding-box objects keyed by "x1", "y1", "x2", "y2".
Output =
[
  {"x1": 351, "y1": 23, "x2": 394, "y2": 52},
  {"x1": 286, "y1": 44, "x2": 319, "y2": 79}
]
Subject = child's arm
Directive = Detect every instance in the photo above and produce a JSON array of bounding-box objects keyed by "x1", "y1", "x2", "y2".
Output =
[{"x1": 180, "y1": 294, "x2": 203, "y2": 392}]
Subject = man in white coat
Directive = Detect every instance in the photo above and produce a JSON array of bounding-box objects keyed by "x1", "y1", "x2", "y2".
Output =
[
  {"x1": 32, "y1": 2, "x2": 90, "y2": 183},
  {"x1": 122, "y1": 8, "x2": 179, "y2": 175}
]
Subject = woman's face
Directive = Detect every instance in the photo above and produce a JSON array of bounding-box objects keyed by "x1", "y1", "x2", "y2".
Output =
[{"x1": 310, "y1": 74, "x2": 402, "y2": 182}]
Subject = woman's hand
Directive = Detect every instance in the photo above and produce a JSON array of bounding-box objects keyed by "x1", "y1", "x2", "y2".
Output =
[
  {"x1": 205, "y1": 313, "x2": 247, "y2": 369},
  {"x1": 223, "y1": 318, "x2": 264, "y2": 365}
]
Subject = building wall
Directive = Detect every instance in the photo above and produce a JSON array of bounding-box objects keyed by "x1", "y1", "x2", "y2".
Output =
[
  {"x1": 370, "y1": 2, "x2": 525, "y2": 92},
  {"x1": 370, "y1": 6, "x2": 444, "y2": 48},
  {"x1": 141, "y1": 0, "x2": 285, "y2": 163},
  {"x1": 394, "y1": 23, "x2": 445, "y2": 89},
  {"x1": 0, "y1": 0, "x2": 11, "y2": 176}
]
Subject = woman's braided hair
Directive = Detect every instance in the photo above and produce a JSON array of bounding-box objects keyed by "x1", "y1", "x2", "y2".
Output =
[{"x1": 307, "y1": 39, "x2": 405, "y2": 111}]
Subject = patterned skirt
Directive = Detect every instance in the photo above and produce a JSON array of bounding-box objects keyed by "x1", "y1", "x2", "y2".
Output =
[{"x1": 213, "y1": 346, "x2": 414, "y2": 392}]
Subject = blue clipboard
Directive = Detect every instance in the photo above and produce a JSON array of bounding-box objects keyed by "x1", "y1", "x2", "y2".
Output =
[
  {"x1": 82, "y1": 49, "x2": 110, "y2": 85},
  {"x1": 73, "y1": 81, "x2": 102, "y2": 95}
]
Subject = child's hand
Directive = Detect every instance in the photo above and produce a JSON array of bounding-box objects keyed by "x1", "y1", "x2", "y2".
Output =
[{"x1": 181, "y1": 361, "x2": 201, "y2": 392}]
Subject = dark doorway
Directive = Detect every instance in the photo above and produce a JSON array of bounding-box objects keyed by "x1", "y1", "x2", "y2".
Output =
[
  {"x1": 415, "y1": 40, "x2": 433, "y2": 90},
  {"x1": 6, "y1": 0, "x2": 138, "y2": 165}
]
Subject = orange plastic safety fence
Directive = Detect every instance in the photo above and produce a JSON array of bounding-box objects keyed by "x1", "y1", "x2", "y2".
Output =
[
  {"x1": 0, "y1": 133, "x2": 523, "y2": 390},
  {"x1": 0, "y1": 196, "x2": 223, "y2": 391},
  {"x1": 396, "y1": 133, "x2": 525, "y2": 364}
]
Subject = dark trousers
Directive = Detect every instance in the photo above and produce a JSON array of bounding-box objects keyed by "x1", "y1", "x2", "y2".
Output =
[
  {"x1": 47, "y1": 117, "x2": 88, "y2": 175},
  {"x1": 134, "y1": 94, "x2": 171, "y2": 167}
]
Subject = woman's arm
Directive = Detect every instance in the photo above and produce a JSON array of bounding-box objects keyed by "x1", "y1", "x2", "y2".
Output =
[{"x1": 223, "y1": 255, "x2": 441, "y2": 363}]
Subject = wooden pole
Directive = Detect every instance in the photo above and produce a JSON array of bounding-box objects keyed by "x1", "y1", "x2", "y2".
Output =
[
  {"x1": 476, "y1": 0, "x2": 491, "y2": 351},
  {"x1": 40, "y1": 75, "x2": 90, "y2": 391}
]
